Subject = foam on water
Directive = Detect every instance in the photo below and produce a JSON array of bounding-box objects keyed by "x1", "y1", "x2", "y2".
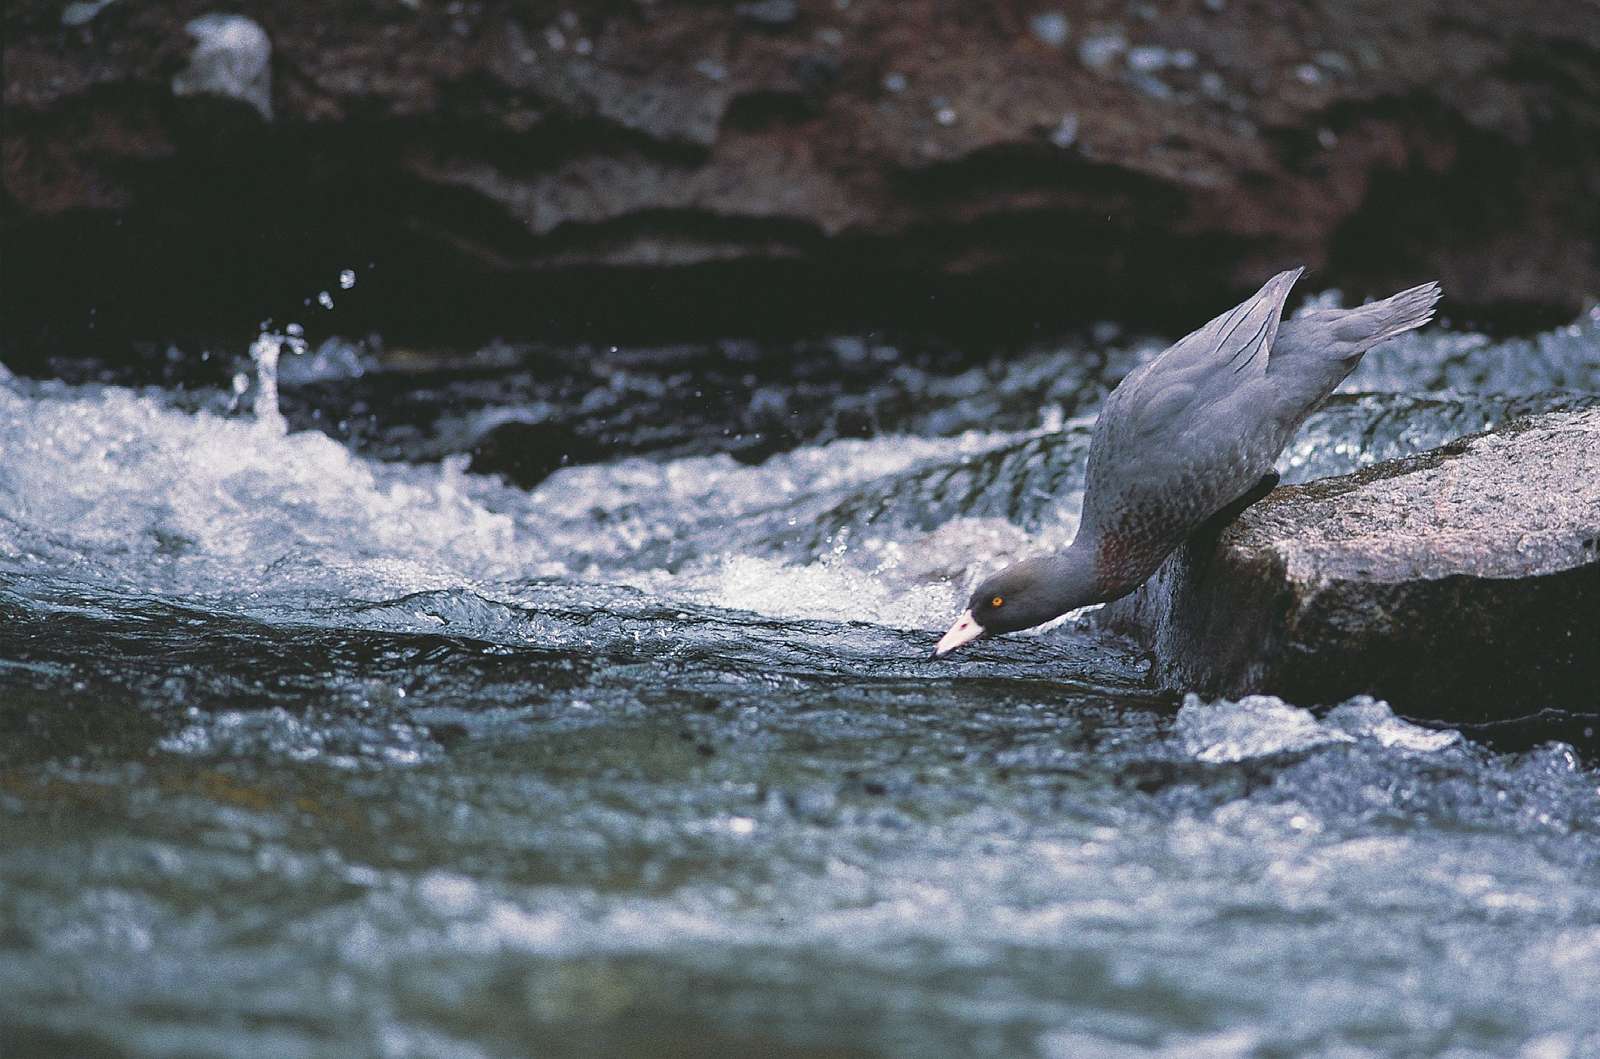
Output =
[
  {"x1": 1176, "y1": 692, "x2": 1461, "y2": 764},
  {"x1": 1177, "y1": 693, "x2": 1356, "y2": 762},
  {"x1": 0, "y1": 379, "x2": 542, "y2": 601},
  {"x1": 694, "y1": 554, "x2": 960, "y2": 629},
  {"x1": 0, "y1": 357, "x2": 1048, "y2": 633}
]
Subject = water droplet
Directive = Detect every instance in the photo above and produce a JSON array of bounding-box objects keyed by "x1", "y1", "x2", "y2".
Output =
[
  {"x1": 318, "y1": 291, "x2": 334, "y2": 310},
  {"x1": 339, "y1": 269, "x2": 356, "y2": 290},
  {"x1": 1049, "y1": 112, "x2": 1079, "y2": 148},
  {"x1": 882, "y1": 71, "x2": 908, "y2": 93},
  {"x1": 935, "y1": 106, "x2": 957, "y2": 126}
]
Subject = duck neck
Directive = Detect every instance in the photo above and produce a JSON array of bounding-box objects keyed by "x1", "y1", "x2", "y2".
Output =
[{"x1": 1038, "y1": 535, "x2": 1106, "y2": 619}]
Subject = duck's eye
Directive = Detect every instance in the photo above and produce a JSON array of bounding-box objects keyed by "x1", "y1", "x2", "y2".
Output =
[{"x1": 991, "y1": 595, "x2": 1004, "y2": 608}]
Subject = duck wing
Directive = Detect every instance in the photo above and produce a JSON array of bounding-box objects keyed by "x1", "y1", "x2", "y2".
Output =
[
  {"x1": 1089, "y1": 267, "x2": 1301, "y2": 471},
  {"x1": 1077, "y1": 268, "x2": 1301, "y2": 584},
  {"x1": 1119, "y1": 266, "x2": 1301, "y2": 401}
]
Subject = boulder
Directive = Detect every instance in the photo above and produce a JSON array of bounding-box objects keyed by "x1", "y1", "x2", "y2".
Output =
[{"x1": 1100, "y1": 407, "x2": 1600, "y2": 721}]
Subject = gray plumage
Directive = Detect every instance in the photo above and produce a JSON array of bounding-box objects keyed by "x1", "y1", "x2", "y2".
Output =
[{"x1": 935, "y1": 269, "x2": 1441, "y2": 654}]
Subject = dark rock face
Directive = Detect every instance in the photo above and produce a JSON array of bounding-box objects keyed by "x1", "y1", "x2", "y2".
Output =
[
  {"x1": 1100, "y1": 408, "x2": 1600, "y2": 721},
  {"x1": 5, "y1": 0, "x2": 1600, "y2": 358}
]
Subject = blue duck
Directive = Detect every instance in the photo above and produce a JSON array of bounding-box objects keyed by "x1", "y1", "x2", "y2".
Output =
[{"x1": 934, "y1": 269, "x2": 1441, "y2": 657}]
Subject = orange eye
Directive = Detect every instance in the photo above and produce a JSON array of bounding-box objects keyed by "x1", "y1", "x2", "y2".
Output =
[{"x1": 991, "y1": 595, "x2": 1004, "y2": 608}]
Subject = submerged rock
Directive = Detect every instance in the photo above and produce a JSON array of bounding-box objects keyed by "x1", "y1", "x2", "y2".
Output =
[{"x1": 1101, "y1": 407, "x2": 1600, "y2": 721}]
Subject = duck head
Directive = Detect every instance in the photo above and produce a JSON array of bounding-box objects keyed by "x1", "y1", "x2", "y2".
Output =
[{"x1": 931, "y1": 549, "x2": 1102, "y2": 658}]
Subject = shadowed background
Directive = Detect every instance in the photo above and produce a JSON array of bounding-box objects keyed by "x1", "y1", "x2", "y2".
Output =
[{"x1": 5, "y1": 0, "x2": 1599, "y2": 367}]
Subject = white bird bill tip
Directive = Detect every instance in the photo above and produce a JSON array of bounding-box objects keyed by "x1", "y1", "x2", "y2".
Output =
[{"x1": 932, "y1": 610, "x2": 984, "y2": 658}]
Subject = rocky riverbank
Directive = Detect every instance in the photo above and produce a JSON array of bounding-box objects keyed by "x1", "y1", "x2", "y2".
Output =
[{"x1": 6, "y1": 0, "x2": 1600, "y2": 363}]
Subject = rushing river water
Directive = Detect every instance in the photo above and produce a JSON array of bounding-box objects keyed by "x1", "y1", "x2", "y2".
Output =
[{"x1": 3, "y1": 302, "x2": 1600, "y2": 1057}]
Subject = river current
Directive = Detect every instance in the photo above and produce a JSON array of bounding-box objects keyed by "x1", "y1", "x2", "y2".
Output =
[{"x1": 2, "y1": 302, "x2": 1599, "y2": 1057}]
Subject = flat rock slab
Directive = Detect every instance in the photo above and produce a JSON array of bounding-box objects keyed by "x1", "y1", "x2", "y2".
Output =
[{"x1": 1101, "y1": 407, "x2": 1600, "y2": 721}]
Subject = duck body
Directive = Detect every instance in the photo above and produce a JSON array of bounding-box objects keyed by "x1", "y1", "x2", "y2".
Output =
[{"x1": 934, "y1": 269, "x2": 1441, "y2": 657}]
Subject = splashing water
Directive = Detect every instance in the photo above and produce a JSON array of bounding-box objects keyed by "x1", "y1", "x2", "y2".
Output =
[{"x1": 1, "y1": 306, "x2": 1599, "y2": 1058}]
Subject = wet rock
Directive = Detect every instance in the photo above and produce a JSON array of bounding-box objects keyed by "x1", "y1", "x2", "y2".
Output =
[
  {"x1": 4, "y1": 0, "x2": 1600, "y2": 356},
  {"x1": 735, "y1": 0, "x2": 800, "y2": 28},
  {"x1": 1028, "y1": 12, "x2": 1071, "y2": 49},
  {"x1": 1101, "y1": 408, "x2": 1600, "y2": 721},
  {"x1": 171, "y1": 14, "x2": 273, "y2": 121},
  {"x1": 60, "y1": 0, "x2": 117, "y2": 28}
]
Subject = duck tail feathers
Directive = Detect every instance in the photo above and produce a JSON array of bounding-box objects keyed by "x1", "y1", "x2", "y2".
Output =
[{"x1": 1334, "y1": 281, "x2": 1442, "y2": 346}]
